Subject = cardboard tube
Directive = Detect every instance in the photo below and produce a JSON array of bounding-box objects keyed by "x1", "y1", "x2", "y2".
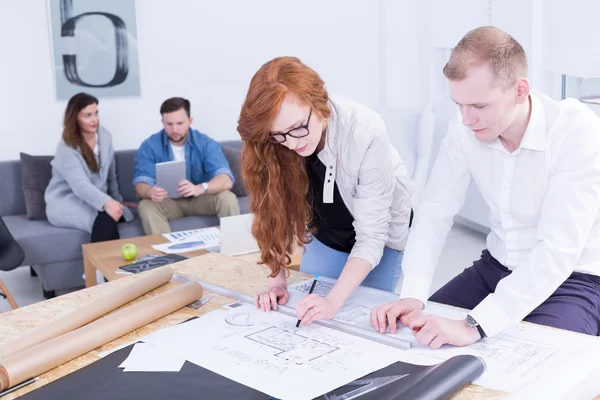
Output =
[
  {"x1": 0, "y1": 267, "x2": 174, "y2": 360},
  {"x1": 0, "y1": 281, "x2": 203, "y2": 391}
]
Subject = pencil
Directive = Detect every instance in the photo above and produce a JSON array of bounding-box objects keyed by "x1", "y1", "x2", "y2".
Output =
[{"x1": 296, "y1": 274, "x2": 320, "y2": 328}]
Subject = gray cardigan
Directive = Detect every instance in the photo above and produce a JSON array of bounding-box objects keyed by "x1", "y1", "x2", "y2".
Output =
[{"x1": 45, "y1": 127, "x2": 134, "y2": 233}]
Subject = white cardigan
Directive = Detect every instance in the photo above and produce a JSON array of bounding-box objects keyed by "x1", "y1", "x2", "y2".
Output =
[{"x1": 315, "y1": 94, "x2": 413, "y2": 268}]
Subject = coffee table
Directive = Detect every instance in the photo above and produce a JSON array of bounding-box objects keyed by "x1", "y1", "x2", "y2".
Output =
[{"x1": 82, "y1": 234, "x2": 302, "y2": 287}]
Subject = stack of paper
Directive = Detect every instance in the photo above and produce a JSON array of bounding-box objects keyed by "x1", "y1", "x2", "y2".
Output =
[
  {"x1": 162, "y1": 227, "x2": 220, "y2": 243},
  {"x1": 153, "y1": 227, "x2": 221, "y2": 254}
]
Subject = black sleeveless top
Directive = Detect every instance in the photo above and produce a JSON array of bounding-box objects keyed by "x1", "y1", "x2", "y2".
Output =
[{"x1": 306, "y1": 154, "x2": 355, "y2": 253}]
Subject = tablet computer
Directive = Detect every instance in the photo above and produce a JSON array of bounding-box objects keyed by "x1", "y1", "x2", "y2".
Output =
[{"x1": 156, "y1": 160, "x2": 186, "y2": 198}]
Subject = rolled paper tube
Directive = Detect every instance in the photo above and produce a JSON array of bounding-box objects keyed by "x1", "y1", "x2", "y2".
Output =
[
  {"x1": 0, "y1": 280, "x2": 203, "y2": 391},
  {"x1": 0, "y1": 266, "x2": 174, "y2": 360}
]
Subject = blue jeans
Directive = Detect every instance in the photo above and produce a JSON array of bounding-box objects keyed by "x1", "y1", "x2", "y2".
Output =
[{"x1": 299, "y1": 236, "x2": 403, "y2": 292}]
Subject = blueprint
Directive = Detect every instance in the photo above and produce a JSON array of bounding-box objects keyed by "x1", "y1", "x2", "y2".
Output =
[
  {"x1": 287, "y1": 277, "x2": 400, "y2": 331},
  {"x1": 288, "y1": 277, "x2": 600, "y2": 394},
  {"x1": 287, "y1": 277, "x2": 465, "y2": 344},
  {"x1": 141, "y1": 302, "x2": 401, "y2": 400},
  {"x1": 141, "y1": 276, "x2": 600, "y2": 396},
  {"x1": 403, "y1": 322, "x2": 600, "y2": 393}
]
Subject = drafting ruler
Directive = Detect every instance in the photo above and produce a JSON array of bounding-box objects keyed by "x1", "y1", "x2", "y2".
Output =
[{"x1": 172, "y1": 273, "x2": 412, "y2": 350}]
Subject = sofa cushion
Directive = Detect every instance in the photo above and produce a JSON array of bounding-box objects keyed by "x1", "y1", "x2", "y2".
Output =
[
  {"x1": 19, "y1": 153, "x2": 54, "y2": 220},
  {"x1": 3, "y1": 215, "x2": 89, "y2": 266},
  {"x1": 238, "y1": 196, "x2": 250, "y2": 214},
  {"x1": 220, "y1": 140, "x2": 243, "y2": 150},
  {"x1": 221, "y1": 145, "x2": 247, "y2": 197},
  {"x1": 114, "y1": 149, "x2": 138, "y2": 203},
  {"x1": 0, "y1": 160, "x2": 27, "y2": 216},
  {"x1": 31, "y1": 260, "x2": 85, "y2": 292}
]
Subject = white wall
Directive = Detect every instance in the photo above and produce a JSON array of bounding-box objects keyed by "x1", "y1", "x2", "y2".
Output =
[
  {"x1": 0, "y1": 0, "x2": 424, "y2": 169},
  {"x1": 544, "y1": 0, "x2": 600, "y2": 79},
  {"x1": 414, "y1": 0, "x2": 600, "y2": 233},
  {"x1": 415, "y1": 0, "x2": 559, "y2": 232}
]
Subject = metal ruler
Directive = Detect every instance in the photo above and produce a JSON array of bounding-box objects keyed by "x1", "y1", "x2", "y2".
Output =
[{"x1": 173, "y1": 274, "x2": 412, "y2": 350}]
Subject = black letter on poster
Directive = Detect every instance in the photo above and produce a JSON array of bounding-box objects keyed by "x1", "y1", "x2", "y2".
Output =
[{"x1": 60, "y1": 0, "x2": 129, "y2": 87}]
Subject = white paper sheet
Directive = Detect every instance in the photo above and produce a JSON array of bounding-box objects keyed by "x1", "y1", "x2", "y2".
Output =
[
  {"x1": 119, "y1": 342, "x2": 185, "y2": 372},
  {"x1": 501, "y1": 342, "x2": 600, "y2": 400},
  {"x1": 152, "y1": 229, "x2": 220, "y2": 254},
  {"x1": 141, "y1": 303, "x2": 402, "y2": 400},
  {"x1": 162, "y1": 227, "x2": 221, "y2": 244},
  {"x1": 289, "y1": 277, "x2": 600, "y2": 394}
]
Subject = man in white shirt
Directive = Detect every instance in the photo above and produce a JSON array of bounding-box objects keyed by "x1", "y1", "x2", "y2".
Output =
[{"x1": 371, "y1": 26, "x2": 600, "y2": 347}]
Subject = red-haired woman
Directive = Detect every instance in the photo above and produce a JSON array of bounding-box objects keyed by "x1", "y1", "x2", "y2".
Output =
[{"x1": 237, "y1": 57, "x2": 413, "y2": 326}]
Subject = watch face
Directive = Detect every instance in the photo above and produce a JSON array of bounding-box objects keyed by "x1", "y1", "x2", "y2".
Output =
[{"x1": 466, "y1": 315, "x2": 477, "y2": 327}]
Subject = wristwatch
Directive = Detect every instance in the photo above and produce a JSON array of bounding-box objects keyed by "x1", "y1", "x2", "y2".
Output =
[
  {"x1": 201, "y1": 182, "x2": 209, "y2": 193},
  {"x1": 465, "y1": 314, "x2": 486, "y2": 339}
]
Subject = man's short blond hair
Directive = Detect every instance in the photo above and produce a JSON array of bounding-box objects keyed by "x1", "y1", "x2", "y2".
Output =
[{"x1": 443, "y1": 26, "x2": 528, "y2": 87}]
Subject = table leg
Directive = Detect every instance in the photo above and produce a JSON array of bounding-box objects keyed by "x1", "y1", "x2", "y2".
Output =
[{"x1": 84, "y1": 256, "x2": 98, "y2": 288}]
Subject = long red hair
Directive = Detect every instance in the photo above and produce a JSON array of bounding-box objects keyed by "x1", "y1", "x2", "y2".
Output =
[{"x1": 237, "y1": 57, "x2": 331, "y2": 277}]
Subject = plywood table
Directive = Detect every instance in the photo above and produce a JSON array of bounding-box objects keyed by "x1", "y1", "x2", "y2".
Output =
[
  {"x1": 0, "y1": 253, "x2": 503, "y2": 399},
  {"x1": 82, "y1": 234, "x2": 302, "y2": 287}
]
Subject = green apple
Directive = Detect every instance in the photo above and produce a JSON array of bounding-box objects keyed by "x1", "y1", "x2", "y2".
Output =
[{"x1": 121, "y1": 243, "x2": 137, "y2": 261}]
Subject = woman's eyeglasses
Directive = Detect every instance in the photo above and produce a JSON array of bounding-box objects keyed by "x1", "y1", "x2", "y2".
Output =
[{"x1": 268, "y1": 109, "x2": 312, "y2": 144}]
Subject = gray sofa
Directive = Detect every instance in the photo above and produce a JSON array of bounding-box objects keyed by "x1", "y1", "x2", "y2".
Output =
[{"x1": 0, "y1": 140, "x2": 249, "y2": 297}]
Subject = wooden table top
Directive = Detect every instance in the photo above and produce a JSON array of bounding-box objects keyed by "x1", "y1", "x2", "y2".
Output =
[
  {"x1": 0, "y1": 253, "x2": 503, "y2": 399},
  {"x1": 81, "y1": 233, "x2": 302, "y2": 286},
  {"x1": 82, "y1": 234, "x2": 210, "y2": 284}
]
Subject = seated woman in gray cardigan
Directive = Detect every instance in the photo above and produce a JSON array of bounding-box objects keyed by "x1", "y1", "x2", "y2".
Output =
[{"x1": 45, "y1": 93, "x2": 133, "y2": 242}]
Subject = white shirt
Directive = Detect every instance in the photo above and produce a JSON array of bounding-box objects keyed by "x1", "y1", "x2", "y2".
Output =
[
  {"x1": 170, "y1": 143, "x2": 185, "y2": 162},
  {"x1": 316, "y1": 94, "x2": 413, "y2": 268},
  {"x1": 92, "y1": 132, "x2": 100, "y2": 164},
  {"x1": 400, "y1": 92, "x2": 600, "y2": 337}
]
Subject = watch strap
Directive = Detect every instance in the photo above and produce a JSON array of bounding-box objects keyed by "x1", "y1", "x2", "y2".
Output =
[
  {"x1": 466, "y1": 314, "x2": 487, "y2": 338},
  {"x1": 476, "y1": 324, "x2": 486, "y2": 338}
]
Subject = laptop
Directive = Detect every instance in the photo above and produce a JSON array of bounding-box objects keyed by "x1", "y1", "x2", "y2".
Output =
[{"x1": 209, "y1": 213, "x2": 260, "y2": 256}]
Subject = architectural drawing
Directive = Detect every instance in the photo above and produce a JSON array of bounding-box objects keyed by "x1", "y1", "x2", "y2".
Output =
[
  {"x1": 295, "y1": 279, "x2": 334, "y2": 297},
  {"x1": 335, "y1": 303, "x2": 372, "y2": 327},
  {"x1": 288, "y1": 277, "x2": 396, "y2": 329},
  {"x1": 142, "y1": 303, "x2": 401, "y2": 400},
  {"x1": 412, "y1": 328, "x2": 562, "y2": 379},
  {"x1": 414, "y1": 330, "x2": 563, "y2": 379},
  {"x1": 469, "y1": 332, "x2": 559, "y2": 376},
  {"x1": 225, "y1": 312, "x2": 256, "y2": 327},
  {"x1": 279, "y1": 320, "x2": 357, "y2": 347},
  {"x1": 287, "y1": 277, "x2": 600, "y2": 394},
  {"x1": 246, "y1": 326, "x2": 339, "y2": 364},
  {"x1": 408, "y1": 322, "x2": 592, "y2": 394},
  {"x1": 141, "y1": 278, "x2": 600, "y2": 397}
]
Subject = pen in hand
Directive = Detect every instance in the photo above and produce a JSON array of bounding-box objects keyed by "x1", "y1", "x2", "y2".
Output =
[{"x1": 296, "y1": 274, "x2": 319, "y2": 328}]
